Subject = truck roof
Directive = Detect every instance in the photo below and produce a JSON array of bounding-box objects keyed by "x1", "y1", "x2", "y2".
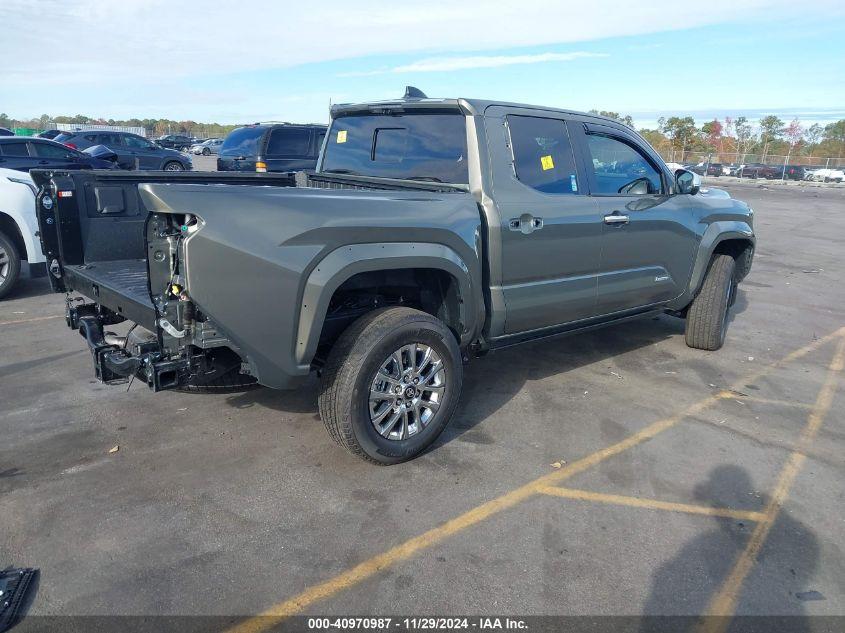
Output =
[{"x1": 330, "y1": 97, "x2": 632, "y2": 130}]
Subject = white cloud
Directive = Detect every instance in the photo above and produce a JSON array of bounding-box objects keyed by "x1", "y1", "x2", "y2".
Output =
[
  {"x1": 341, "y1": 52, "x2": 607, "y2": 76},
  {"x1": 1, "y1": 0, "x2": 837, "y2": 90}
]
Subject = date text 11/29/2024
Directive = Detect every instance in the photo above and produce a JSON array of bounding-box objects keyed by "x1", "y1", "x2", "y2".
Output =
[{"x1": 306, "y1": 617, "x2": 528, "y2": 630}]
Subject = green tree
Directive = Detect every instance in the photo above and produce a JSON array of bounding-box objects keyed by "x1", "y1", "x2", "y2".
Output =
[
  {"x1": 758, "y1": 115, "x2": 784, "y2": 159},
  {"x1": 660, "y1": 116, "x2": 699, "y2": 155},
  {"x1": 734, "y1": 117, "x2": 755, "y2": 159},
  {"x1": 804, "y1": 123, "x2": 823, "y2": 149},
  {"x1": 823, "y1": 120, "x2": 845, "y2": 158}
]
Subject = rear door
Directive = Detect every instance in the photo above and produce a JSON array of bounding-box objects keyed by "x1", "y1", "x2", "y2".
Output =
[
  {"x1": 485, "y1": 106, "x2": 602, "y2": 334},
  {"x1": 263, "y1": 127, "x2": 314, "y2": 172},
  {"x1": 573, "y1": 123, "x2": 699, "y2": 315},
  {"x1": 30, "y1": 140, "x2": 85, "y2": 170},
  {"x1": 0, "y1": 140, "x2": 36, "y2": 171}
]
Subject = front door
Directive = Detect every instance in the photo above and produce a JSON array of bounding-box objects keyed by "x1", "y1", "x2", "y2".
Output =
[
  {"x1": 575, "y1": 125, "x2": 699, "y2": 315},
  {"x1": 121, "y1": 134, "x2": 161, "y2": 169},
  {"x1": 486, "y1": 108, "x2": 602, "y2": 335}
]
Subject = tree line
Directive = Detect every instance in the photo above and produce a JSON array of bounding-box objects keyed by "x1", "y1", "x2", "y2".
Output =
[
  {"x1": 3, "y1": 110, "x2": 844, "y2": 160},
  {"x1": 587, "y1": 110, "x2": 845, "y2": 161},
  {"x1": 0, "y1": 113, "x2": 241, "y2": 140}
]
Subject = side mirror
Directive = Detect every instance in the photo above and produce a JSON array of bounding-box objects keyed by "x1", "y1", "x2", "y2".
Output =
[{"x1": 675, "y1": 169, "x2": 700, "y2": 195}]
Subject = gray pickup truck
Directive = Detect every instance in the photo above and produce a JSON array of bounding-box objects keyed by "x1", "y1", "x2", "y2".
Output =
[{"x1": 33, "y1": 93, "x2": 754, "y2": 464}]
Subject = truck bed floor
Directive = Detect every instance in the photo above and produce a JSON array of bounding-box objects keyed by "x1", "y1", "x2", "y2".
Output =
[{"x1": 65, "y1": 259, "x2": 156, "y2": 329}]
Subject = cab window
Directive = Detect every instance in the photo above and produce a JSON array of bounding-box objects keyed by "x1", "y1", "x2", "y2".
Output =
[
  {"x1": 506, "y1": 115, "x2": 580, "y2": 195},
  {"x1": 585, "y1": 134, "x2": 663, "y2": 195}
]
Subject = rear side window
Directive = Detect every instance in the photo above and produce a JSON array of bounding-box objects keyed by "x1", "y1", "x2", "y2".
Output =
[
  {"x1": 124, "y1": 135, "x2": 156, "y2": 149},
  {"x1": 266, "y1": 128, "x2": 310, "y2": 157},
  {"x1": 32, "y1": 142, "x2": 74, "y2": 158},
  {"x1": 507, "y1": 115, "x2": 579, "y2": 195},
  {"x1": 1, "y1": 141, "x2": 30, "y2": 156},
  {"x1": 219, "y1": 127, "x2": 266, "y2": 157},
  {"x1": 321, "y1": 113, "x2": 468, "y2": 183},
  {"x1": 585, "y1": 134, "x2": 663, "y2": 195},
  {"x1": 98, "y1": 133, "x2": 122, "y2": 145},
  {"x1": 53, "y1": 133, "x2": 74, "y2": 144}
]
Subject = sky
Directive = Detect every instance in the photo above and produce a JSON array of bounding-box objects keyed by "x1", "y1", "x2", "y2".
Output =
[{"x1": 2, "y1": 0, "x2": 844, "y2": 129}]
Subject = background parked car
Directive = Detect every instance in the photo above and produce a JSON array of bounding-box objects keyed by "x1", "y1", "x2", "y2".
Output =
[
  {"x1": 37, "y1": 129, "x2": 65, "y2": 139},
  {"x1": 217, "y1": 123, "x2": 326, "y2": 173},
  {"x1": 0, "y1": 137, "x2": 118, "y2": 172},
  {"x1": 190, "y1": 138, "x2": 223, "y2": 155},
  {"x1": 782, "y1": 165, "x2": 807, "y2": 180},
  {"x1": 0, "y1": 128, "x2": 13, "y2": 136},
  {"x1": 807, "y1": 168, "x2": 844, "y2": 182},
  {"x1": 54, "y1": 130, "x2": 192, "y2": 171},
  {"x1": 737, "y1": 163, "x2": 781, "y2": 179},
  {"x1": 687, "y1": 162, "x2": 722, "y2": 177},
  {"x1": 0, "y1": 168, "x2": 46, "y2": 299},
  {"x1": 155, "y1": 134, "x2": 193, "y2": 151}
]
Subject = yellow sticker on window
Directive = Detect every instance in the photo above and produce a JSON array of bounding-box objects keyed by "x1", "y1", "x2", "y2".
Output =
[
  {"x1": 337, "y1": 130, "x2": 347, "y2": 143},
  {"x1": 540, "y1": 155, "x2": 554, "y2": 170}
]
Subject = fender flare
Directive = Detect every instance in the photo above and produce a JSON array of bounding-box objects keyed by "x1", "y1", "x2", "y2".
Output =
[
  {"x1": 671, "y1": 221, "x2": 754, "y2": 310},
  {"x1": 294, "y1": 242, "x2": 478, "y2": 367}
]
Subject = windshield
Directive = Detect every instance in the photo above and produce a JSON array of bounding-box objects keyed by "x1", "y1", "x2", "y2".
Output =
[
  {"x1": 219, "y1": 126, "x2": 265, "y2": 157},
  {"x1": 321, "y1": 112, "x2": 468, "y2": 183},
  {"x1": 54, "y1": 133, "x2": 74, "y2": 143}
]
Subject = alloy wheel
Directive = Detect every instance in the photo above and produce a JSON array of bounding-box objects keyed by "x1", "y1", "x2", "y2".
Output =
[{"x1": 368, "y1": 343, "x2": 446, "y2": 440}]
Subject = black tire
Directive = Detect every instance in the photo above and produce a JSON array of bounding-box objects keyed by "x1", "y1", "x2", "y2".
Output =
[
  {"x1": 318, "y1": 307, "x2": 462, "y2": 465},
  {"x1": 163, "y1": 161, "x2": 184, "y2": 171},
  {"x1": 685, "y1": 254, "x2": 736, "y2": 351},
  {"x1": 0, "y1": 231, "x2": 22, "y2": 300},
  {"x1": 202, "y1": 147, "x2": 210, "y2": 156}
]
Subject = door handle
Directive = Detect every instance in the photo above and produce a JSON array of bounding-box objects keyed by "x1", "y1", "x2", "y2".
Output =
[
  {"x1": 603, "y1": 212, "x2": 630, "y2": 225},
  {"x1": 509, "y1": 214, "x2": 544, "y2": 234}
]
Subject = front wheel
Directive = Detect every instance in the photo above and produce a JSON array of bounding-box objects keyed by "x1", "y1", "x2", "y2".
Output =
[
  {"x1": 0, "y1": 231, "x2": 22, "y2": 300},
  {"x1": 318, "y1": 307, "x2": 462, "y2": 464},
  {"x1": 163, "y1": 161, "x2": 184, "y2": 171},
  {"x1": 202, "y1": 147, "x2": 210, "y2": 155},
  {"x1": 685, "y1": 254, "x2": 736, "y2": 351}
]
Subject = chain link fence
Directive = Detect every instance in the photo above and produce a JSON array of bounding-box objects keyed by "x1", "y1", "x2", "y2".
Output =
[{"x1": 656, "y1": 150, "x2": 844, "y2": 183}]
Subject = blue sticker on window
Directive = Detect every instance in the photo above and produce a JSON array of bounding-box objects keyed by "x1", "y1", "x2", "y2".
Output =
[{"x1": 570, "y1": 174, "x2": 578, "y2": 192}]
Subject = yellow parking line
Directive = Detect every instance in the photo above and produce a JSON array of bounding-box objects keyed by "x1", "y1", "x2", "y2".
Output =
[
  {"x1": 716, "y1": 393, "x2": 813, "y2": 410},
  {"x1": 538, "y1": 486, "x2": 766, "y2": 522},
  {"x1": 699, "y1": 335, "x2": 845, "y2": 633},
  {"x1": 224, "y1": 326, "x2": 844, "y2": 633},
  {"x1": 0, "y1": 314, "x2": 62, "y2": 327}
]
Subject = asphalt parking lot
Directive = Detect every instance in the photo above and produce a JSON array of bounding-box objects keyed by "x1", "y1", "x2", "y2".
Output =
[{"x1": 2, "y1": 182, "x2": 844, "y2": 630}]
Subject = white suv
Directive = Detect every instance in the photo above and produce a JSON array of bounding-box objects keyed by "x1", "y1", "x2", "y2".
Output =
[{"x1": 0, "y1": 167, "x2": 46, "y2": 299}]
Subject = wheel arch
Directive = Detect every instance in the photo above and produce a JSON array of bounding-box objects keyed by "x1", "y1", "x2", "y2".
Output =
[
  {"x1": 0, "y1": 211, "x2": 28, "y2": 261},
  {"x1": 669, "y1": 221, "x2": 754, "y2": 311},
  {"x1": 295, "y1": 242, "x2": 479, "y2": 368}
]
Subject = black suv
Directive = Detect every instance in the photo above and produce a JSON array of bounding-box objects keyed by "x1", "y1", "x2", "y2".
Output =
[
  {"x1": 54, "y1": 131, "x2": 192, "y2": 171},
  {"x1": 0, "y1": 137, "x2": 117, "y2": 171},
  {"x1": 217, "y1": 123, "x2": 326, "y2": 173},
  {"x1": 155, "y1": 134, "x2": 193, "y2": 151}
]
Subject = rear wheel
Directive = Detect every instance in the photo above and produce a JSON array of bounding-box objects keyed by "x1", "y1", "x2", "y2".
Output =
[
  {"x1": 0, "y1": 231, "x2": 22, "y2": 300},
  {"x1": 685, "y1": 254, "x2": 736, "y2": 351},
  {"x1": 318, "y1": 307, "x2": 462, "y2": 464},
  {"x1": 163, "y1": 161, "x2": 184, "y2": 171}
]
